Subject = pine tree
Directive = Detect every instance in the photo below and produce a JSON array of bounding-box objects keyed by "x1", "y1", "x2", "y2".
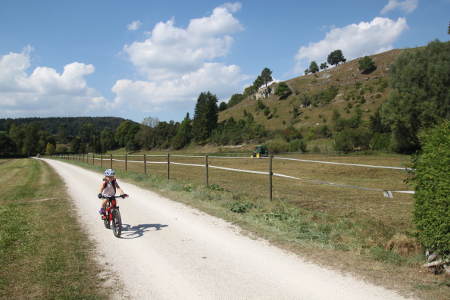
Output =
[
  {"x1": 193, "y1": 92, "x2": 219, "y2": 143},
  {"x1": 172, "y1": 113, "x2": 192, "y2": 149}
]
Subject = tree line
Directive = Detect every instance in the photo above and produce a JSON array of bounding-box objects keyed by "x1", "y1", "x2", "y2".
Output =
[{"x1": 1, "y1": 41, "x2": 447, "y2": 157}]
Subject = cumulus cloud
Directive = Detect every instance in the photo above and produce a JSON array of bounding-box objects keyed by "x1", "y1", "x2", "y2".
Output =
[
  {"x1": 0, "y1": 47, "x2": 107, "y2": 118},
  {"x1": 113, "y1": 2, "x2": 247, "y2": 115},
  {"x1": 127, "y1": 20, "x2": 142, "y2": 31},
  {"x1": 294, "y1": 17, "x2": 408, "y2": 74},
  {"x1": 381, "y1": 0, "x2": 418, "y2": 14},
  {"x1": 123, "y1": 2, "x2": 243, "y2": 80},
  {"x1": 112, "y1": 63, "x2": 248, "y2": 112}
]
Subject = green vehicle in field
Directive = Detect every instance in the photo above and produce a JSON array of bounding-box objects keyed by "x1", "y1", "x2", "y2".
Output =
[{"x1": 251, "y1": 145, "x2": 269, "y2": 158}]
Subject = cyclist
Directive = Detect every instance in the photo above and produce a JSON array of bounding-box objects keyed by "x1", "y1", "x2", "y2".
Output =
[{"x1": 98, "y1": 169, "x2": 128, "y2": 219}]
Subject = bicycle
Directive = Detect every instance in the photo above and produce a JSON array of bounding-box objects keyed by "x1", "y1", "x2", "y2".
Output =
[{"x1": 101, "y1": 194, "x2": 128, "y2": 238}]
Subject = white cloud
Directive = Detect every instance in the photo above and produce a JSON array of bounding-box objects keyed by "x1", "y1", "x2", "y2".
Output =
[
  {"x1": 381, "y1": 0, "x2": 418, "y2": 14},
  {"x1": 127, "y1": 20, "x2": 142, "y2": 31},
  {"x1": 112, "y1": 63, "x2": 248, "y2": 112},
  {"x1": 294, "y1": 17, "x2": 408, "y2": 74},
  {"x1": 114, "y1": 2, "x2": 247, "y2": 114},
  {"x1": 123, "y1": 2, "x2": 243, "y2": 81},
  {"x1": 0, "y1": 47, "x2": 107, "y2": 118}
]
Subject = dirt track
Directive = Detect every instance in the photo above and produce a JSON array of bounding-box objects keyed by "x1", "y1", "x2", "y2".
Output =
[{"x1": 42, "y1": 158, "x2": 410, "y2": 300}]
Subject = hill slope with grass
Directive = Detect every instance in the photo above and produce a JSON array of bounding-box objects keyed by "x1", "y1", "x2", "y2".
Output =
[{"x1": 219, "y1": 49, "x2": 402, "y2": 137}]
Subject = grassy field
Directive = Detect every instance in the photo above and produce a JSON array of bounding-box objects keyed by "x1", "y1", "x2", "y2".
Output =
[
  {"x1": 55, "y1": 151, "x2": 449, "y2": 299},
  {"x1": 0, "y1": 159, "x2": 107, "y2": 299}
]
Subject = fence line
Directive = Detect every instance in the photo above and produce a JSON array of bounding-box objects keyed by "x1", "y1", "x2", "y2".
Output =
[
  {"x1": 52, "y1": 153, "x2": 415, "y2": 199},
  {"x1": 274, "y1": 156, "x2": 412, "y2": 171}
]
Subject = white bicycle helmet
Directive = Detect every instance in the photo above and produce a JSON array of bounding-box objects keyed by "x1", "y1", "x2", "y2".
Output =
[{"x1": 104, "y1": 169, "x2": 115, "y2": 177}]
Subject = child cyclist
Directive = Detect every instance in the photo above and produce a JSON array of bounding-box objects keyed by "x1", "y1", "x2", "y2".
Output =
[{"x1": 98, "y1": 169, "x2": 128, "y2": 219}]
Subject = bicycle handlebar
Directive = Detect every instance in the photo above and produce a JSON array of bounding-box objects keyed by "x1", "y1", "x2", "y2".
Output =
[{"x1": 100, "y1": 194, "x2": 129, "y2": 199}]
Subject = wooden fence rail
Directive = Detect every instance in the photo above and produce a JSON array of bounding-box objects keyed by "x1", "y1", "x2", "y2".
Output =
[{"x1": 48, "y1": 153, "x2": 414, "y2": 200}]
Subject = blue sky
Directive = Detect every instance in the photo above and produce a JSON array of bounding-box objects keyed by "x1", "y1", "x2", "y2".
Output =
[{"x1": 0, "y1": 0, "x2": 448, "y2": 123}]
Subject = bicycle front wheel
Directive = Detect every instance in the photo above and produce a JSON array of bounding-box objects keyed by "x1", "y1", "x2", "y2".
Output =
[
  {"x1": 103, "y1": 213, "x2": 110, "y2": 229},
  {"x1": 111, "y1": 209, "x2": 122, "y2": 238}
]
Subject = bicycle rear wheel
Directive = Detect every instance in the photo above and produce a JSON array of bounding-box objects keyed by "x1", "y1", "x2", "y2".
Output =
[{"x1": 111, "y1": 209, "x2": 122, "y2": 237}]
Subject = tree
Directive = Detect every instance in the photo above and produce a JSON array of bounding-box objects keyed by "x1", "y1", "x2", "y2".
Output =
[
  {"x1": 22, "y1": 122, "x2": 40, "y2": 156},
  {"x1": 253, "y1": 75, "x2": 264, "y2": 90},
  {"x1": 0, "y1": 133, "x2": 17, "y2": 156},
  {"x1": 115, "y1": 121, "x2": 140, "y2": 148},
  {"x1": 8, "y1": 124, "x2": 25, "y2": 155},
  {"x1": 218, "y1": 101, "x2": 228, "y2": 112},
  {"x1": 275, "y1": 82, "x2": 292, "y2": 100},
  {"x1": 100, "y1": 128, "x2": 115, "y2": 152},
  {"x1": 309, "y1": 61, "x2": 319, "y2": 73},
  {"x1": 70, "y1": 137, "x2": 82, "y2": 153},
  {"x1": 172, "y1": 113, "x2": 192, "y2": 149},
  {"x1": 381, "y1": 40, "x2": 450, "y2": 153},
  {"x1": 46, "y1": 143, "x2": 56, "y2": 155},
  {"x1": 193, "y1": 92, "x2": 218, "y2": 143},
  {"x1": 327, "y1": 50, "x2": 346, "y2": 66},
  {"x1": 358, "y1": 56, "x2": 377, "y2": 74},
  {"x1": 320, "y1": 62, "x2": 328, "y2": 70},
  {"x1": 413, "y1": 121, "x2": 450, "y2": 256},
  {"x1": 260, "y1": 68, "x2": 273, "y2": 88},
  {"x1": 304, "y1": 68, "x2": 310, "y2": 75},
  {"x1": 57, "y1": 125, "x2": 68, "y2": 143}
]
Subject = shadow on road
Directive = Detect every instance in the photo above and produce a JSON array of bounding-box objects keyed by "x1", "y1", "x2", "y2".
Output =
[{"x1": 120, "y1": 223, "x2": 168, "y2": 239}]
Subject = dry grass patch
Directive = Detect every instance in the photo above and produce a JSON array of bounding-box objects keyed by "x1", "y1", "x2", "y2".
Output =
[{"x1": 0, "y1": 159, "x2": 107, "y2": 299}]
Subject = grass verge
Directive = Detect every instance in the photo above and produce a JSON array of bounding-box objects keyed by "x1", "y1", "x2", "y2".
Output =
[
  {"x1": 52, "y1": 156, "x2": 449, "y2": 300},
  {"x1": 0, "y1": 159, "x2": 107, "y2": 299}
]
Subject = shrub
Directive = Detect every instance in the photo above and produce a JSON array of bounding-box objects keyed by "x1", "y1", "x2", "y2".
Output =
[
  {"x1": 369, "y1": 133, "x2": 391, "y2": 151},
  {"x1": 275, "y1": 82, "x2": 292, "y2": 100},
  {"x1": 56, "y1": 145, "x2": 68, "y2": 153},
  {"x1": 358, "y1": 56, "x2": 377, "y2": 74},
  {"x1": 229, "y1": 200, "x2": 255, "y2": 214},
  {"x1": 256, "y1": 99, "x2": 266, "y2": 111},
  {"x1": 289, "y1": 139, "x2": 307, "y2": 152},
  {"x1": 312, "y1": 86, "x2": 339, "y2": 105},
  {"x1": 208, "y1": 184, "x2": 224, "y2": 191},
  {"x1": 266, "y1": 139, "x2": 290, "y2": 154},
  {"x1": 334, "y1": 128, "x2": 371, "y2": 153},
  {"x1": 413, "y1": 121, "x2": 450, "y2": 256}
]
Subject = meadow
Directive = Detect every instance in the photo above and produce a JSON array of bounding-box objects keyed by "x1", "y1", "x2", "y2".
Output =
[{"x1": 0, "y1": 159, "x2": 107, "y2": 299}]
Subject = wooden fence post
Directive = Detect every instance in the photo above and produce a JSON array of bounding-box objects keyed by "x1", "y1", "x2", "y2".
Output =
[
  {"x1": 125, "y1": 153, "x2": 128, "y2": 172},
  {"x1": 110, "y1": 154, "x2": 113, "y2": 169},
  {"x1": 100, "y1": 154, "x2": 103, "y2": 168},
  {"x1": 92, "y1": 153, "x2": 94, "y2": 165},
  {"x1": 167, "y1": 153, "x2": 170, "y2": 180},
  {"x1": 269, "y1": 155, "x2": 273, "y2": 201},
  {"x1": 205, "y1": 154, "x2": 209, "y2": 187},
  {"x1": 144, "y1": 154, "x2": 147, "y2": 175}
]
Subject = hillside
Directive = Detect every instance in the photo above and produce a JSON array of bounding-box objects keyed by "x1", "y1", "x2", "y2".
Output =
[{"x1": 219, "y1": 49, "x2": 403, "y2": 134}]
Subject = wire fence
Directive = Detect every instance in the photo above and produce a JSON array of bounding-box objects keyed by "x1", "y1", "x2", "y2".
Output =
[{"x1": 49, "y1": 152, "x2": 414, "y2": 200}]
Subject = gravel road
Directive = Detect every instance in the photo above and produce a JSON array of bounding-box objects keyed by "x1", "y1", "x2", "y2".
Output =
[{"x1": 43, "y1": 158, "x2": 411, "y2": 300}]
